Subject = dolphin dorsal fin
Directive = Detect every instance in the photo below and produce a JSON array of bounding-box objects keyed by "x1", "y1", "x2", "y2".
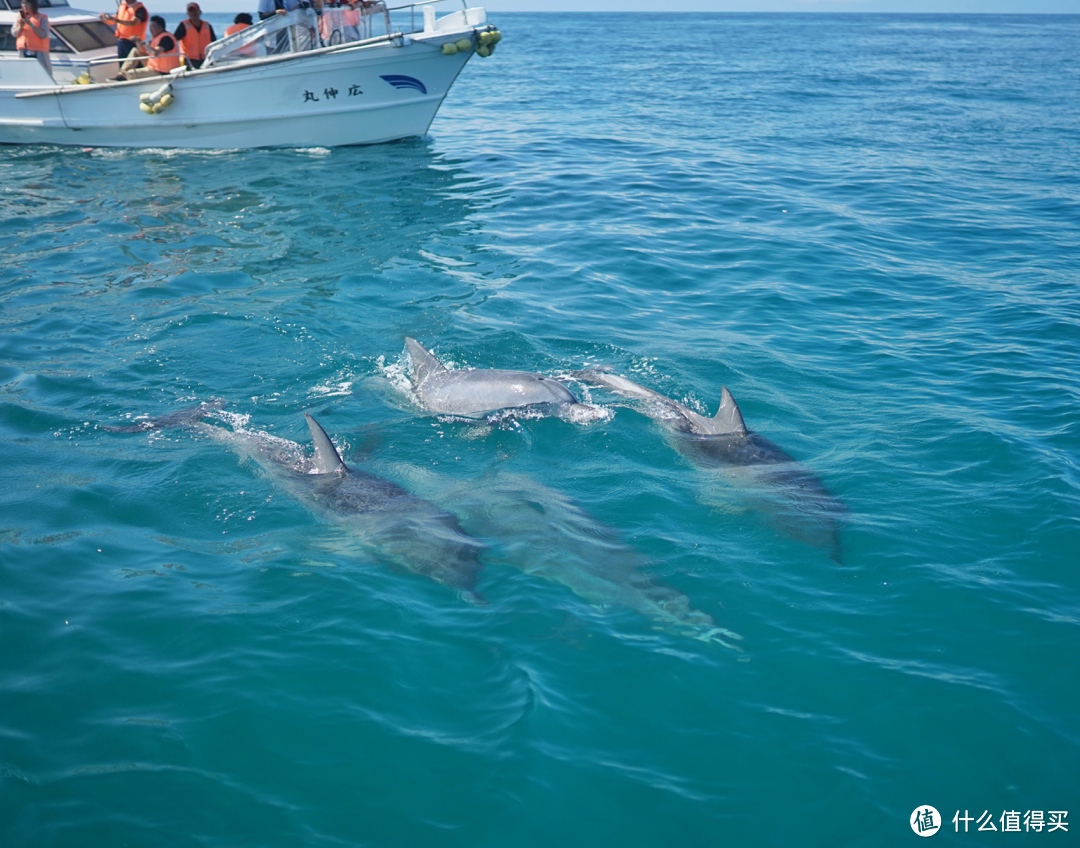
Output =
[
  {"x1": 305, "y1": 413, "x2": 347, "y2": 474},
  {"x1": 712, "y1": 386, "x2": 748, "y2": 435},
  {"x1": 404, "y1": 338, "x2": 448, "y2": 388}
]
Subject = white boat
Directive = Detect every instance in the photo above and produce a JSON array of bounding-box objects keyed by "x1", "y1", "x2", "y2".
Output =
[{"x1": 0, "y1": 0, "x2": 500, "y2": 148}]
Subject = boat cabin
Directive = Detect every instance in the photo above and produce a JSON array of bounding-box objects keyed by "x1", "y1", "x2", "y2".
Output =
[{"x1": 0, "y1": 0, "x2": 119, "y2": 84}]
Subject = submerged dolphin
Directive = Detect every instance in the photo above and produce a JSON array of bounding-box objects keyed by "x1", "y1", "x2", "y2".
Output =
[
  {"x1": 108, "y1": 404, "x2": 486, "y2": 601},
  {"x1": 574, "y1": 368, "x2": 847, "y2": 561},
  {"x1": 404, "y1": 337, "x2": 585, "y2": 418},
  {"x1": 437, "y1": 472, "x2": 742, "y2": 649}
]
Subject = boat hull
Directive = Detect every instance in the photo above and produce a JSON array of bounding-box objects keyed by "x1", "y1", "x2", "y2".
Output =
[{"x1": 0, "y1": 36, "x2": 474, "y2": 148}]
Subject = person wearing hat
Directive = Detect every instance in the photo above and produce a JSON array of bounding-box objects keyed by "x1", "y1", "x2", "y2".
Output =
[{"x1": 174, "y1": 2, "x2": 215, "y2": 69}]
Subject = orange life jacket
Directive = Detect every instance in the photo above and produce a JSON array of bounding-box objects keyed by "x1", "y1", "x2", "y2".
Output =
[
  {"x1": 147, "y1": 30, "x2": 182, "y2": 73},
  {"x1": 178, "y1": 20, "x2": 213, "y2": 63},
  {"x1": 16, "y1": 12, "x2": 50, "y2": 53},
  {"x1": 114, "y1": 0, "x2": 147, "y2": 41},
  {"x1": 225, "y1": 21, "x2": 254, "y2": 56}
]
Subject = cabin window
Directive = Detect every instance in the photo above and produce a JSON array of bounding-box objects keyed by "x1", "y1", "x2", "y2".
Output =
[
  {"x1": 47, "y1": 29, "x2": 72, "y2": 52},
  {"x1": 54, "y1": 21, "x2": 116, "y2": 51},
  {"x1": 0, "y1": 27, "x2": 72, "y2": 53},
  {"x1": 1, "y1": 19, "x2": 109, "y2": 53}
]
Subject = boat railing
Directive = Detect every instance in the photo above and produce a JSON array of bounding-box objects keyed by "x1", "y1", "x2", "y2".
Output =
[
  {"x1": 73, "y1": 1, "x2": 485, "y2": 78},
  {"x1": 384, "y1": 0, "x2": 442, "y2": 38},
  {"x1": 204, "y1": 3, "x2": 396, "y2": 69},
  {"x1": 201, "y1": 0, "x2": 486, "y2": 67},
  {"x1": 84, "y1": 51, "x2": 184, "y2": 69},
  {"x1": 80, "y1": 52, "x2": 173, "y2": 83},
  {"x1": 387, "y1": 1, "x2": 487, "y2": 37}
]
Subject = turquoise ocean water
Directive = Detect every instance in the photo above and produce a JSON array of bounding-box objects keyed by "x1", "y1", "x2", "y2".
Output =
[{"x1": 2, "y1": 11, "x2": 1079, "y2": 846}]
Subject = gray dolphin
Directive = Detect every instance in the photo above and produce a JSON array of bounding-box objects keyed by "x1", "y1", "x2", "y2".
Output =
[
  {"x1": 404, "y1": 337, "x2": 585, "y2": 418},
  {"x1": 108, "y1": 404, "x2": 486, "y2": 602},
  {"x1": 438, "y1": 472, "x2": 742, "y2": 649},
  {"x1": 574, "y1": 368, "x2": 847, "y2": 561},
  {"x1": 102, "y1": 399, "x2": 227, "y2": 432}
]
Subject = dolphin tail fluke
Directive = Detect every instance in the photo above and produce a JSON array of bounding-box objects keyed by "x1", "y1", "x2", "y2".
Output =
[
  {"x1": 713, "y1": 386, "x2": 748, "y2": 436},
  {"x1": 460, "y1": 588, "x2": 489, "y2": 607},
  {"x1": 304, "y1": 413, "x2": 347, "y2": 474},
  {"x1": 693, "y1": 626, "x2": 745, "y2": 651},
  {"x1": 404, "y1": 338, "x2": 448, "y2": 387}
]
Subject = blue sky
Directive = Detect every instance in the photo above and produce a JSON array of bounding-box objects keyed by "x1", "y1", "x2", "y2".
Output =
[{"x1": 76, "y1": 0, "x2": 1079, "y2": 14}]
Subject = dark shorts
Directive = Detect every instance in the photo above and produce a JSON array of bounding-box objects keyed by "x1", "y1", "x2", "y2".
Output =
[{"x1": 118, "y1": 38, "x2": 137, "y2": 59}]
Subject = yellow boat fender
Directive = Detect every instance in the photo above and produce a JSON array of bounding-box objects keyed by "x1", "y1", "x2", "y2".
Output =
[
  {"x1": 138, "y1": 82, "x2": 174, "y2": 115},
  {"x1": 475, "y1": 28, "x2": 500, "y2": 55},
  {"x1": 455, "y1": 38, "x2": 471, "y2": 52},
  {"x1": 441, "y1": 42, "x2": 457, "y2": 55}
]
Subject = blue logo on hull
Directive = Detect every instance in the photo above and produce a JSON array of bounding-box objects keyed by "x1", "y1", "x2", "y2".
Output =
[{"x1": 380, "y1": 75, "x2": 428, "y2": 95}]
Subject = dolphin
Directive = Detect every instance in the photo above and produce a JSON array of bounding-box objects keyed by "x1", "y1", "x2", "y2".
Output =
[
  {"x1": 439, "y1": 471, "x2": 742, "y2": 649},
  {"x1": 403, "y1": 337, "x2": 586, "y2": 418},
  {"x1": 574, "y1": 368, "x2": 847, "y2": 561},
  {"x1": 107, "y1": 403, "x2": 486, "y2": 602},
  {"x1": 102, "y1": 399, "x2": 227, "y2": 432}
]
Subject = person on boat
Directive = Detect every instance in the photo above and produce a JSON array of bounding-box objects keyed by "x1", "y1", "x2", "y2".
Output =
[
  {"x1": 100, "y1": 0, "x2": 148, "y2": 60},
  {"x1": 225, "y1": 12, "x2": 256, "y2": 58},
  {"x1": 321, "y1": 0, "x2": 366, "y2": 45},
  {"x1": 257, "y1": 0, "x2": 298, "y2": 55},
  {"x1": 318, "y1": 0, "x2": 337, "y2": 44},
  {"x1": 226, "y1": 12, "x2": 253, "y2": 36},
  {"x1": 257, "y1": 0, "x2": 299, "y2": 21},
  {"x1": 120, "y1": 16, "x2": 181, "y2": 80},
  {"x1": 12, "y1": 0, "x2": 52, "y2": 80},
  {"x1": 338, "y1": 0, "x2": 364, "y2": 43},
  {"x1": 174, "y1": 2, "x2": 216, "y2": 70}
]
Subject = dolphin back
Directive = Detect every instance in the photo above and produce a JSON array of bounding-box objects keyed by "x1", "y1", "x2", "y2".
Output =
[
  {"x1": 406, "y1": 338, "x2": 579, "y2": 417},
  {"x1": 300, "y1": 412, "x2": 485, "y2": 598},
  {"x1": 422, "y1": 368, "x2": 578, "y2": 417},
  {"x1": 573, "y1": 368, "x2": 844, "y2": 560},
  {"x1": 404, "y1": 338, "x2": 448, "y2": 389},
  {"x1": 574, "y1": 369, "x2": 747, "y2": 437},
  {"x1": 305, "y1": 413, "x2": 347, "y2": 474},
  {"x1": 697, "y1": 386, "x2": 747, "y2": 436},
  {"x1": 103, "y1": 399, "x2": 225, "y2": 433}
]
